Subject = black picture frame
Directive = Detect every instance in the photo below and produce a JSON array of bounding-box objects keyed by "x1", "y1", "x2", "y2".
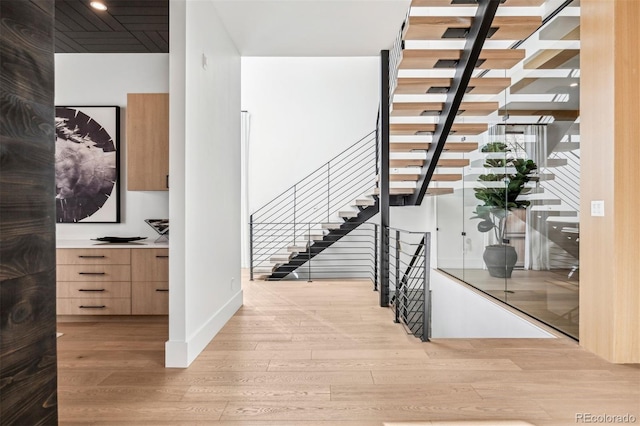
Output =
[{"x1": 55, "y1": 106, "x2": 121, "y2": 223}]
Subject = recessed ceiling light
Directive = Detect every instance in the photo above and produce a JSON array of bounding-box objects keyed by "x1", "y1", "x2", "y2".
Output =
[
  {"x1": 570, "y1": 82, "x2": 579, "y2": 87},
  {"x1": 90, "y1": 1, "x2": 107, "y2": 11}
]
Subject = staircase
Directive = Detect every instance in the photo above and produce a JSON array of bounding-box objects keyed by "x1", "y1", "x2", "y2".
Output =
[
  {"x1": 251, "y1": 0, "x2": 547, "y2": 279},
  {"x1": 250, "y1": 131, "x2": 382, "y2": 280}
]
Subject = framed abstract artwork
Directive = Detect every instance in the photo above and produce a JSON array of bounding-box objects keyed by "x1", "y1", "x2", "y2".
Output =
[{"x1": 55, "y1": 106, "x2": 121, "y2": 223}]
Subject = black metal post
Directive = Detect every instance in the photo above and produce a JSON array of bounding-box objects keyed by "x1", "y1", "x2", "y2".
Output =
[
  {"x1": 249, "y1": 214, "x2": 254, "y2": 281},
  {"x1": 375, "y1": 113, "x2": 380, "y2": 177},
  {"x1": 293, "y1": 186, "x2": 297, "y2": 243},
  {"x1": 327, "y1": 164, "x2": 330, "y2": 222},
  {"x1": 374, "y1": 224, "x2": 378, "y2": 291},
  {"x1": 380, "y1": 49, "x2": 390, "y2": 307},
  {"x1": 307, "y1": 222, "x2": 312, "y2": 282},
  {"x1": 422, "y1": 232, "x2": 431, "y2": 342},
  {"x1": 394, "y1": 230, "x2": 400, "y2": 323}
]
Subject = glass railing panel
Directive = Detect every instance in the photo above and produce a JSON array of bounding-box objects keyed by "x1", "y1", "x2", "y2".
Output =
[{"x1": 436, "y1": 189, "x2": 464, "y2": 282}]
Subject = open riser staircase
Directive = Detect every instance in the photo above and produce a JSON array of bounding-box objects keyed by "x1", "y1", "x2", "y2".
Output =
[
  {"x1": 251, "y1": 131, "x2": 383, "y2": 280},
  {"x1": 251, "y1": 0, "x2": 578, "y2": 339}
]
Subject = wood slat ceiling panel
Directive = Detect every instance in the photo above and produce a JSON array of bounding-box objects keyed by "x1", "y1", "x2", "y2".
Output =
[
  {"x1": 54, "y1": 0, "x2": 168, "y2": 53},
  {"x1": 131, "y1": 31, "x2": 163, "y2": 52},
  {"x1": 66, "y1": 0, "x2": 113, "y2": 31}
]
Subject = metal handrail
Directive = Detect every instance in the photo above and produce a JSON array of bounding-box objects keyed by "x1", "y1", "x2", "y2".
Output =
[
  {"x1": 251, "y1": 130, "x2": 376, "y2": 218},
  {"x1": 387, "y1": 227, "x2": 431, "y2": 342},
  {"x1": 251, "y1": 221, "x2": 379, "y2": 284},
  {"x1": 250, "y1": 128, "x2": 379, "y2": 281}
]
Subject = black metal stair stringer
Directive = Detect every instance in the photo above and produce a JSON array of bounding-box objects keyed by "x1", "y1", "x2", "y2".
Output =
[
  {"x1": 406, "y1": 0, "x2": 503, "y2": 206},
  {"x1": 267, "y1": 199, "x2": 380, "y2": 280}
]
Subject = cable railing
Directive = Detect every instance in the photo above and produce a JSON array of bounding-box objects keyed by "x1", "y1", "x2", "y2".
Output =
[
  {"x1": 388, "y1": 8, "x2": 409, "y2": 99},
  {"x1": 387, "y1": 228, "x2": 431, "y2": 342},
  {"x1": 543, "y1": 150, "x2": 581, "y2": 212},
  {"x1": 250, "y1": 131, "x2": 379, "y2": 280},
  {"x1": 251, "y1": 221, "x2": 379, "y2": 283}
]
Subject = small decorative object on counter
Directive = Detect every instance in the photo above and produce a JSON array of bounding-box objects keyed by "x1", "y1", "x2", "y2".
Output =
[
  {"x1": 92, "y1": 236, "x2": 147, "y2": 244},
  {"x1": 145, "y1": 219, "x2": 169, "y2": 243}
]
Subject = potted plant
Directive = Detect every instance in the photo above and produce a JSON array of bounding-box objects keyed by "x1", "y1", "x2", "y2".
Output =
[{"x1": 471, "y1": 142, "x2": 537, "y2": 278}]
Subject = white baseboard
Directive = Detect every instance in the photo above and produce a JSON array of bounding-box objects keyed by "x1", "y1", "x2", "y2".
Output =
[{"x1": 165, "y1": 289, "x2": 243, "y2": 368}]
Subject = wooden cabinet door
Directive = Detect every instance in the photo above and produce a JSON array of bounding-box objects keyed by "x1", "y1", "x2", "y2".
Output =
[
  {"x1": 126, "y1": 93, "x2": 169, "y2": 191},
  {"x1": 132, "y1": 282, "x2": 169, "y2": 315}
]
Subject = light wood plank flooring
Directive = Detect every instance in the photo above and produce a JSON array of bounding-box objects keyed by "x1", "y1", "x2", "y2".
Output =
[{"x1": 57, "y1": 277, "x2": 639, "y2": 425}]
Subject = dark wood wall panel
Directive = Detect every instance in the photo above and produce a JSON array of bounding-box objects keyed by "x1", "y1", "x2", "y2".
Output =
[{"x1": 0, "y1": 0, "x2": 58, "y2": 424}]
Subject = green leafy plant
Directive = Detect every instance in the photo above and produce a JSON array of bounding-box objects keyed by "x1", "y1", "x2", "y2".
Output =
[{"x1": 471, "y1": 142, "x2": 537, "y2": 244}]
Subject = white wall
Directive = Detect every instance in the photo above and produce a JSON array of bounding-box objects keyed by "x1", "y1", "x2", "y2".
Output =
[
  {"x1": 386, "y1": 197, "x2": 438, "y2": 269},
  {"x1": 430, "y1": 269, "x2": 554, "y2": 338},
  {"x1": 55, "y1": 53, "x2": 170, "y2": 240},
  {"x1": 166, "y1": 0, "x2": 242, "y2": 368},
  {"x1": 241, "y1": 57, "x2": 380, "y2": 213}
]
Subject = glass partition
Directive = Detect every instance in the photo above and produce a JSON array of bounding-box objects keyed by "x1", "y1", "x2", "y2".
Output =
[{"x1": 436, "y1": 0, "x2": 580, "y2": 339}]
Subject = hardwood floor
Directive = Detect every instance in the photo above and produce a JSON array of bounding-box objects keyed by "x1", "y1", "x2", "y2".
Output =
[{"x1": 57, "y1": 276, "x2": 639, "y2": 425}]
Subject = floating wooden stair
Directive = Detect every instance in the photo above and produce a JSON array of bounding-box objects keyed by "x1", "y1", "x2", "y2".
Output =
[
  {"x1": 524, "y1": 49, "x2": 580, "y2": 69},
  {"x1": 267, "y1": 201, "x2": 380, "y2": 280},
  {"x1": 352, "y1": 198, "x2": 376, "y2": 207},
  {"x1": 390, "y1": 123, "x2": 488, "y2": 135},
  {"x1": 425, "y1": 187, "x2": 455, "y2": 196},
  {"x1": 390, "y1": 159, "x2": 424, "y2": 167},
  {"x1": 392, "y1": 101, "x2": 499, "y2": 116},
  {"x1": 400, "y1": 49, "x2": 526, "y2": 70},
  {"x1": 404, "y1": 16, "x2": 542, "y2": 41},
  {"x1": 390, "y1": 142, "x2": 478, "y2": 152},
  {"x1": 430, "y1": 173, "x2": 463, "y2": 182},
  {"x1": 395, "y1": 77, "x2": 511, "y2": 95}
]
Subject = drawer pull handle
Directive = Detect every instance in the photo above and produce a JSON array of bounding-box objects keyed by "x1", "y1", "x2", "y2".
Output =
[
  {"x1": 79, "y1": 272, "x2": 106, "y2": 275},
  {"x1": 79, "y1": 289, "x2": 106, "y2": 292},
  {"x1": 156, "y1": 255, "x2": 169, "y2": 258},
  {"x1": 155, "y1": 289, "x2": 169, "y2": 292},
  {"x1": 79, "y1": 255, "x2": 106, "y2": 258},
  {"x1": 79, "y1": 305, "x2": 106, "y2": 309}
]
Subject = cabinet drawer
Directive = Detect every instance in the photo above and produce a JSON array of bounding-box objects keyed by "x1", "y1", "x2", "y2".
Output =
[
  {"x1": 131, "y1": 282, "x2": 169, "y2": 315},
  {"x1": 57, "y1": 249, "x2": 130, "y2": 265},
  {"x1": 132, "y1": 249, "x2": 168, "y2": 281},
  {"x1": 57, "y1": 282, "x2": 131, "y2": 299},
  {"x1": 57, "y1": 297, "x2": 131, "y2": 315},
  {"x1": 57, "y1": 265, "x2": 131, "y2": 282}
]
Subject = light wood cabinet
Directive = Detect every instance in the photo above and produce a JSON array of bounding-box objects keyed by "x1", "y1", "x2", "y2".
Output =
[
  {"x1": 126, "y1": 93, "x2": 169, "y2": 191},
  {"x1": 132, "y1": 282, "x2": 169, "y2": 315},
  {"x1": 56, "y1": 248, "x2": 132, "y2": 315},
  {"x1": 56, "y1": 247, "x2": 168, "y2": 316},
  {"x1": 131, "y1": 249, "x2": 169, "y2": 315}
]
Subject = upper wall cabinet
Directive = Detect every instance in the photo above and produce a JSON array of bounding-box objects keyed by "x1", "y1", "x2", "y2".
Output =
[{"x1": 127, "y1": 93, "x2": 169, "y2": 191}]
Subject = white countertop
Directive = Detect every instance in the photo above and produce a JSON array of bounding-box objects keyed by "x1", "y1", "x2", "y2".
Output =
[{"x1": 57, "y1": 239, "x2": 169, "y2": 249}]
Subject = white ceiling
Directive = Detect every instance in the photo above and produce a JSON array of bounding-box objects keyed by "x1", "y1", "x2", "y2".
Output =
[{"x1": 212, "y1": 0, "x2": 411, "y2": 56}]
